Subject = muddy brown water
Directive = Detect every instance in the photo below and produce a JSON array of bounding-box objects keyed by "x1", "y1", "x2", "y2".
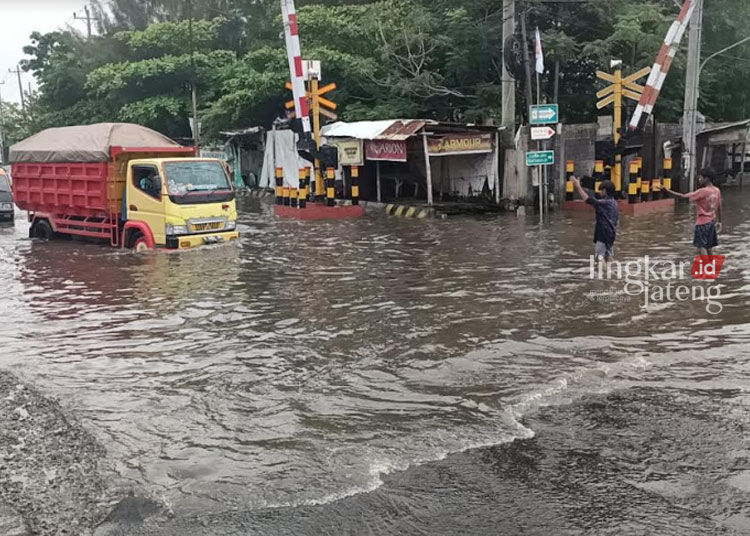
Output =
[{"x1": 0, "y1": 191, "x2": 748, "y2": 533}]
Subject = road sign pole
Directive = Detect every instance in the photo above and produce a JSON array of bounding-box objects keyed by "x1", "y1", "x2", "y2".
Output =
[
  {"x1": 536, "y1": 157, "x2": 544, "y2": 225},
  {"x1": 529, "y1": 104, "x2": 559, "y2": 223},
  {"x1": 536, "y1": 70, "x2": 543, "y2": 224},
  {"x1": 613, "y1": 67, "x2": 622, "y2": 196}
]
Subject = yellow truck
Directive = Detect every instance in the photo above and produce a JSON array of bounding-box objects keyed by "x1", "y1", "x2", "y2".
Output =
[{"x1": 10, "y1": 123, "x2": 238, "y2": 250}]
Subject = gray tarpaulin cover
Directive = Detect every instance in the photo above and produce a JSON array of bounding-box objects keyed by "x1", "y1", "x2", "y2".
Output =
[{"x1": 10, "y1": 123, "x2": 183, "y2": 163}]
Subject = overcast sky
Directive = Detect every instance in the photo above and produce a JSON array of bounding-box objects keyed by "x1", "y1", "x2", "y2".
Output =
[{"x1": 0, "y1": 0, "x2": 91, "y2": 104}]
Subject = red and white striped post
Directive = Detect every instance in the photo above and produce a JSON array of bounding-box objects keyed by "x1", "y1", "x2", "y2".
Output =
[
  {"x1": 629, "y1": 0, "x2": 698, "y2": 130},
  {"x1": 280, "y1": 0, "x2": 311, "y2": 134}
]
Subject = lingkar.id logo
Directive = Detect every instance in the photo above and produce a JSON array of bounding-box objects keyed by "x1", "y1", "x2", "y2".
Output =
[
  {"x1": 692, "y1": 255, "x2": 726, "y2": 281},
  {"x1": 590, "y1": 255, "x2": 725, "y2": 315}
]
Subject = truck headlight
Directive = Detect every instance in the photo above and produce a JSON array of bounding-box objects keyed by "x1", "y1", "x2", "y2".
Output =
[
  {"x1": 166, "y1": 223, "x2": 188, "y2": 235},
  {"x1": 1, "y1": 203, "x2": 12, "y2": 211},
  {"x1": 226, "y1": 220, "x2": 236, "y2": 230}
]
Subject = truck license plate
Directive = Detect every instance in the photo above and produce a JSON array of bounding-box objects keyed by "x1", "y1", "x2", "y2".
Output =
[{"x1": 203, "y1": 236, "x2": 224, "y2": 244}]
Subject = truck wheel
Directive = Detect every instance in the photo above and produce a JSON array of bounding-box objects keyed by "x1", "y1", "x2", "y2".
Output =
[
  {"x1": 133, "y1": 236, "x2": 151, "y2": 252},
  {"x1": 32, "y1": 220, "x2": 54, "y2": 241}
]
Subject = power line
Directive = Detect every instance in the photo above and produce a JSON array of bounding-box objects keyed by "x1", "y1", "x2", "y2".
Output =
[{"x1": 700, "y1": 52, "x2": 750, "y2": 67}]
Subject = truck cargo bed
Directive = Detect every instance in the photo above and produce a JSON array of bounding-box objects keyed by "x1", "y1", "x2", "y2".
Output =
[{"x1": 13, "y1": 162, "x2": 113, "y2": 217}]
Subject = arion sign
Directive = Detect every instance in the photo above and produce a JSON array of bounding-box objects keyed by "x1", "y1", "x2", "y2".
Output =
[
  {"x1": 427, "y1": 133, "x2": 493, "y2": 156},
  {"x1": 365, "y1": 140, "x2": 408, "y2": 162}
]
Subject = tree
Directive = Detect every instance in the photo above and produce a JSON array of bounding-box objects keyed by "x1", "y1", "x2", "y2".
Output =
[
  {"x1": 0, "y1": 101, "x2": 31, "y2": 162},
  {"x1": 13, "y1": 0, "x2": 750, "y2": 144}
]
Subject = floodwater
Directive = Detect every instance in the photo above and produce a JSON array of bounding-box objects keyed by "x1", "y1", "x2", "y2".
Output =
[{"x1": 0, "y1": 190, "x2": 749, "y2": 534}]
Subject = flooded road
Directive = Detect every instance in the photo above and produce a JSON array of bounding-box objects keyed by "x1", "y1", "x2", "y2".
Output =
[{"x1": 0, "y1": 190, "x2": 749, "y2": 534}]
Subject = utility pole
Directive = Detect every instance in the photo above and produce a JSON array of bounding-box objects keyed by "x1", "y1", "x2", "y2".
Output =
[
  {"x1": 501, "y1": 0, "x2": 516, "y2": 132},
  {"x1": 519, "y1": 11, "x2": 534, "y2": 121},
  {"x1": 0, "y1": 81, "x2": 5, "y2": 165},
  {"x1": 682, "y1": 0, "x2": 703, "y2": 192},
  {"x1": 520, "y1": 12, "x2": 541, "y2": 219},
  {"x1": 74, "y1": 5, "x2": 97, "y2": 39},
  {"x1": 9, "y1": 65, "x2": 25, "y2": 115},
  {"x1": 187, "y1": 0, "x2": 199, "y2": 148}
]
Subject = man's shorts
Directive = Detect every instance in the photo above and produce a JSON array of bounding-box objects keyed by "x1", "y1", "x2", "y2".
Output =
[
  {"x1": 595, "y1": 241, "x2": 614, "y2": 260},
  {"x1": 694, "y1": 222, "x2": 719, "y2": 250}
]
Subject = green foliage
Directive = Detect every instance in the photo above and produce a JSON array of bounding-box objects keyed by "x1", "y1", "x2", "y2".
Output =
[
  {"x1": 201, "y1": 47, "x2": 289, "y2": 133},
  {"x1": 86, "y1": 50, "x2": 236, "y2": 96},
  {"x1": 22, "y1": 31, "x2": 93, "y2": 108},
  {"x1": 114, "y1": 17, "x2": 227, "y2": 57},
  {"x1": 120, "y1": 96, "x2": 186, "y2": 123},
  {"x1": 582, "y1": 3, "x2": 670, "y2": 67},
  {"x1": 7, "y1": 0, "x2": 750, "y2": 144},
  {"x1": 0, "y1": 101, "x2": 32, "y2": 160}
]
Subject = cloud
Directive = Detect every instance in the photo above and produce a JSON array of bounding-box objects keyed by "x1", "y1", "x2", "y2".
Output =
[{"x1": 0, "y1": 1, "x2": 88, "y2": 103}]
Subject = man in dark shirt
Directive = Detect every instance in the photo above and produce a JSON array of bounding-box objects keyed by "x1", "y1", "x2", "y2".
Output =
[{"x1": 571, "y1": 177, "x2": 619, "y2": 262}]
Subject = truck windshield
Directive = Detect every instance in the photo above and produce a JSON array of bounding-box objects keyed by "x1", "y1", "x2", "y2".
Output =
[
  {"x1": 163, "y1": 161, "x2": 231, "y2": 195},
  {"x1": 0, "y1": 176, "x2": 10, "y2": 192}
]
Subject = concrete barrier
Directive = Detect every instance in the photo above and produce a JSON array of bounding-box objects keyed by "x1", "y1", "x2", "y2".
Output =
[{"x1": 383, "y1": 203, "x2": 435, "y2": 219}]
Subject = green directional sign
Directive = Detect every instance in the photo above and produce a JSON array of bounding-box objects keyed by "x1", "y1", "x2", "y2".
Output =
[
  {"x1": 530, "y1": 104, "x2": 559, "y2": 125},
  {"x1": 526, "y1": 150, "x2": 555, "y2": 167}
]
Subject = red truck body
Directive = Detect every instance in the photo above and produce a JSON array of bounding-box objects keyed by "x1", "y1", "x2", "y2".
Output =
[{"x1": 13, "y1": 161, "x2": 111, "y2": 217}]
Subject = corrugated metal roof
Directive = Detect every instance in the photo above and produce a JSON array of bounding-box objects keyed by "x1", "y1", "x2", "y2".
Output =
[
  {"x1": 697, "y1": 119, "x2": 750, "y2": 138},
  {"x1": 322, "y1": 120, "x2": 433, "y2": 140},
  {"x1": 431, "y1": 122, "x2": 505, "y2": 132},
  {"x1": 220, "y1": 126, "x2": 265, "y2": 137},
  {"x1": 322, "y1": 119, "x2": 503, "y2": 140},
  {"x1": 378, "y1": 120, "x2": 428, "y2": 140}
]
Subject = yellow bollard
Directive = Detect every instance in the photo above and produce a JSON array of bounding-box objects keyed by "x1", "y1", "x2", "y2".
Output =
[
  {"x1": 663, "y1": 158, "x2": 673, "y2": 198},
  {"x1": 594, "y1": 160, "x2": 604, "y2": 195},
  {"x1": 275, "y1": 167, "x2": 284, "y2": 205},
  {"x1": 298, "y1": 169, "x2": 307, "y2": 209},
  {"x1": 652, "y1": 177, "x2": 662, "y2": 198},
  {"x1": 628, "y1": 162, "x2": 639, "y2": 204},
  {"x1": 641, "y1": 178, "x2": 651, "y2": 202},
  {"x1": 635, "y1": 157, "x2": 643, "y2": 202},
  {"x1": 351, "y1": 165, "x2": 360, "y2": 206},
  {"x1": 326, "y1": 167, "x2": 336, "y2": 207},
  {"x1": 565, "y1": 161, "x2": 575, "y2": 201}
]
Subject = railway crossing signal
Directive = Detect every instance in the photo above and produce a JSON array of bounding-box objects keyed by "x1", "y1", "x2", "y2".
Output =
[
  {"x1": 285, "y1": 81, "x2": 338, "y2": 121},
  {"x1": 596, "y1": 67, "x2": 650, "y2": 110},
  {"x1": 285, "y1": 77, "x2": 339, "y2": 196},
  {"x1": 595, "y1": 66, "x2": 650, "y2": 196}
]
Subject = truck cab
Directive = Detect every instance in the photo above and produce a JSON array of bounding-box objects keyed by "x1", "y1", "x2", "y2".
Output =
[{"x1": 124, "y1": 158, "x2": 239, "y2": 250}]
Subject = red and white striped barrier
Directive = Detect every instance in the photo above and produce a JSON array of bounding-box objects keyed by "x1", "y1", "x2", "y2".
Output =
[
  {"x1": 280, "y1": 0, "x2": 311, "y2": 134},
  {"x1": 629, "y1": 0, "x2": 698, "y2": 130}
]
